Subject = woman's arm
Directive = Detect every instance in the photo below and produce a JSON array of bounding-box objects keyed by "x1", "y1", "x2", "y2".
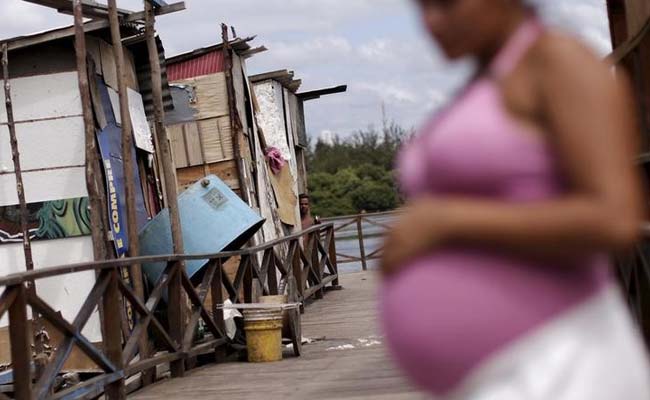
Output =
[{"x1": 382, "y1": 35, "x2": 645, "y2": 275}]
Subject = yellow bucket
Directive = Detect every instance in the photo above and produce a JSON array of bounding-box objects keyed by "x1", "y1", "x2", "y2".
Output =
[
  {"x1": 243, "y1": 309, "x2": 284, "y2": 363},
  {"x1": 260, "y1": 295, "x2": 290, "y2": 337}
]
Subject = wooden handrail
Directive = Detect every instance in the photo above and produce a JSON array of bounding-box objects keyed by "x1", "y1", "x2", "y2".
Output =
[
  {"x1": 0, "y1": 223, "x2": 334, "y2": 287},
  {"x1": 322, "y1": 212, "x2": 398, "y2": 270},
  {"x1": 321, "y1": 210, "x2": 400, "y2": 222},
  {"x1": 0, "y1": 224, "x2": 339, "y2": 399}
]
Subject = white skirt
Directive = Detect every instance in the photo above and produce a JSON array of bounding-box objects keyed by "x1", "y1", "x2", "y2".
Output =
[{"x1": 443, "y1": 284, "x2": 650, "y2": 400}]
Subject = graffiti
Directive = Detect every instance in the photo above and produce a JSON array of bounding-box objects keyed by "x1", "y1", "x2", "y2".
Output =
[{"x1": 0, "y1": 197, "x2": 91, "y2": 244}]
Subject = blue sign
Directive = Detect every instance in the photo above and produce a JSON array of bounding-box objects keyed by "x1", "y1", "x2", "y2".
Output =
[{"x1": 95, "y1": 75, "x2": 149, "y2": 256}]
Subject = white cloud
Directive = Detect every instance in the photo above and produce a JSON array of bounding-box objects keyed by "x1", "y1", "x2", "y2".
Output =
[
  {"x1": 355, "y1": 82, "x2": 419, "y2": 104},
  {"x1": 261, "y1": 36, "x2": 353, "y2": 67}
]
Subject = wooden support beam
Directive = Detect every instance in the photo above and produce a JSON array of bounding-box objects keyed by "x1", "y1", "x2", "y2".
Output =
[
  {"x1": 221, "y1": 24, "x2": 250, "y2": 206},
  {"x1": 3, "y1": 2, "x2": 186, "y2": 52},
  {"x1": 1, "y1": 44, "x2": 34, "y2": 273},
  {"x1": 24, "y1": 0, "x2": 132, "y2": 19},
  {"x1": 102, "y1": 270, "x2": 126, "y2": 399},
  {"x1": 144, "y1": 1, "x2": 187, "y2": 377},
  {"x1": 8, "y1": 285, "x2": 33, "y2": 400},
  {"x1": 107, "y1": 0, "x2": 153, "y2": 385},
  {"x1": 73, "y1": 0, "x2": 108, "y2": 262},
  {"x1": 143, "y1": 1, "x2": 185, "y2": 264},
  {"x1": 2, "y1": 40, "x2": 47, "y2": 381}
]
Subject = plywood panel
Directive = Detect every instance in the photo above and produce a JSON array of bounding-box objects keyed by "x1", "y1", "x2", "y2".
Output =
[
  {"x1": 295, "y1": 147, "x2": 308, "y2": 195},
  {"x1": 184, "y1": 122, "x2": 204, "y2": 166},
  {"x1": 253, "y1": 123, "x2": 283, "y2": 244},
  {"x1": 128, "y1": 88, "x2": 154, "y2": 152},
  {"x1": 173, "y1": 73, "x2": 229, "y2": 120},
  {"x1": 289, "y1": 93, "x2": 307, "y2": 147},
  {"x1": 254, "y1": 81, "x2": 291, "y2": 160},
  {"x1": 0, "y1": 166, "x2": 87, "y2": 207},
  {"x1": 5, "y1": 41, "x2": 76, "y2": 79},
  {"x1": 232, "y1": 55, "x2": 249, "y2": 136},
  {"x1": 124, "y1": 48, "x2": 140, "y2": 91},
  {"x1": 176, "y1": 160, "x2": 239, "y2": 192},
  {"x1": 283, "y1": 89, "x2": 302, "y2": 231},
  {"x1": 169, "y1": 123, "x2": 189, "y2": 168},
  {"x1": 200, "y1": 116, "x2": 233, "y2": 163},
  {"x1": 86, "y1": 36, "x2": 103, "y2": 75},
  {"x1": 0, "y1": 71, "x2": 82, "y2": 123},
  {"x1": 0, "y1": 117, "x2": 85, "y2": 173},
  {"x1": 0, "y1": 236, "x2": 101, "y2": 343},
  {"x1": 99, "y1": 39, "x2": 118, "y2": 91},
  {"x1": 108, "y1": 87, "x2": 121, "y2": 125},
  {"x1": 0, "y1": 320, "x2": 100, "y2": 372},
  {"x1": 269, "y1": 164, "x2": 298, "y2": 227}
]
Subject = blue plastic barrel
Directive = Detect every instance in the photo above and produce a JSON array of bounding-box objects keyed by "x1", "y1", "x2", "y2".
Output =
[{"x1": 139, "y1": 174, "x2": 264, "y2": 288}]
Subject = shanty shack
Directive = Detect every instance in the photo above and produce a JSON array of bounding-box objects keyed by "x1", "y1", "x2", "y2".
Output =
[
  {"x1": 0, "y1": 21, "x2": 173, "y2": 370},
  {"x1": 165, "y1": 34, "x2": 346, "y2": 246},
  {"x1": 250, "y1": 70, "x2": 346, "y2": 240}
]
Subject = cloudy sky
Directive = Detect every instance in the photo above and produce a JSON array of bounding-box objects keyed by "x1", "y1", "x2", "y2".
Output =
[{"x1": 1, "y1": 0, "x2": 611, "y2": 140}]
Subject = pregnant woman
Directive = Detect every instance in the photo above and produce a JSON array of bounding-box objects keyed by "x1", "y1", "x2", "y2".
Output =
[{"x1": 380, "y1": 0, "x2": 650, "y2": 398}]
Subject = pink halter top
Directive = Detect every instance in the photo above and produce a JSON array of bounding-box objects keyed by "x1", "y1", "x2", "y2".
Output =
[{"x1": 380, "y1": 18, "x2": 610, "y2": 394}]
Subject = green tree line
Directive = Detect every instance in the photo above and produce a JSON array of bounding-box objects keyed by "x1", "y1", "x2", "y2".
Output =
[{"x1": 306, "y1": 123, "x2": 413, "y2": 217}]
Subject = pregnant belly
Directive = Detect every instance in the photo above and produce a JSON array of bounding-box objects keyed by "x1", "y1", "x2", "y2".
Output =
[{"x1": 379, "y1": 249, "x2": 609, "y2": 394}]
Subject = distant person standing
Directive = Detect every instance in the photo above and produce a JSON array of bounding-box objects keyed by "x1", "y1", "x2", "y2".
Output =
[{"x1": 299, "y1": 194, "x2": 320, "y2": 230}]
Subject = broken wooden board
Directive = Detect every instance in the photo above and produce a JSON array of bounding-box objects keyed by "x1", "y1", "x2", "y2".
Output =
[{"x1": 268, "y1": 164, "x2": 298, "y2": 227}]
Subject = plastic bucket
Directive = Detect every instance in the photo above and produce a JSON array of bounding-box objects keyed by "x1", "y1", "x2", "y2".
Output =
[
  {"x1": 259, "y1": 295, "x2": 290, "y2": 338},
  {"x1": 243, "y1": 309, "x2": 284, "y2": 363}
]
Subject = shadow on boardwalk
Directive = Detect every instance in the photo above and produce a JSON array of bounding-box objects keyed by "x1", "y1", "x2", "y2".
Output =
[{"x1": 130, "y1": 272, "x2": 424, "y2": 399}]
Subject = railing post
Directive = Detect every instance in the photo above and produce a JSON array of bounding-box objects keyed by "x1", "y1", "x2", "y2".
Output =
[
  {"x1": 328, "y1": 226, "x2": 340, "y2": 287},
  {"x1": 8, "y1": 285, "x2": 32, "y2": 400},
  {"x1": 167, "y1": 261, "x2": 186, "y2": 377},
  {"x1": 311, "y1": 232, "x2": 324, "y2": 299},
  {"x1": 294, "y1": 243, "x2": 305, "y2": 313},
  {"x1": 212, "y1": 258, "x2": 225, "y2": 335},
  {"x1": 356, "y1": 217, "x2": 368, "y2": 271},
  {"x1": 243, "y1": 255, "x2": 254, "y2": 303},
  {"x1": 102, "y1": 271, "x2": 125, "y2": 399}
]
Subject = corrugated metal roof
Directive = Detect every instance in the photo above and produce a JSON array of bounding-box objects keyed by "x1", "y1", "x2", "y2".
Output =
[
  {"x1": 127, "y1": 36, "x2": 175, "y2": 115},
  {"x1": 167, "y1": 50, "x2": 225, "y2": 81},
  {"x1": 166, "y1": 36, "x2": 262, "y2": 81}
]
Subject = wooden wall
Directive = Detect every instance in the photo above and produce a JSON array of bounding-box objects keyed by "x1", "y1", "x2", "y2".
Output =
[
  {"x1": 0, "y1": 69, "x2": 101, "y2": 370},
  {"x1": 625, "y1": 0, "x2": 650, "y2": 38},
  {"x1": 0, "y1": 35, "x2": 153, "y2": 371}
]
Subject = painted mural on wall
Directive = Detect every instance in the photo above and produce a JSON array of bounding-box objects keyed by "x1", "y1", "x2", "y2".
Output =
[{"x1": 0, "y1": 197, "x2": 91, "y2": 243}]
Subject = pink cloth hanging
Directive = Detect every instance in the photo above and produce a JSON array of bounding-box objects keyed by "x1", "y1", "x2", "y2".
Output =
[{"x1": 264, "y1": 147, "x2": 285, "y2": 175}]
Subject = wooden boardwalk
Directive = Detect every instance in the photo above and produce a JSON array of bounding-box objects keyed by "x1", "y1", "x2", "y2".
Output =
[{"x1": 130, "y1": 271, "x2": 425, "y2": 399}]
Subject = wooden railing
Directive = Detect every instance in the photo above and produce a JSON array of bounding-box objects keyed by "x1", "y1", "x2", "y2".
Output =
[
  {"x1": 616, "y1": 226, "x2": 650, "y2": 348},
  {"x1": 0, "y1": 223, "x2": 338, "y2": 400},
  {"x1": 322, "y1": 211, "x2": 396, "y2": 271}
]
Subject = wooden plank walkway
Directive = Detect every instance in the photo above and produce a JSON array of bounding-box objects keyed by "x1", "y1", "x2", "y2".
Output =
[{"x1": 130, "y1": 271, "x2": 425, "y2": 399}]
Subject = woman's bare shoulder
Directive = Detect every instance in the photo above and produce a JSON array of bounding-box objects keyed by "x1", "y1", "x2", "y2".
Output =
[{"x1": 530, "y1": 30, "x2": 617, "y2": 94}]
